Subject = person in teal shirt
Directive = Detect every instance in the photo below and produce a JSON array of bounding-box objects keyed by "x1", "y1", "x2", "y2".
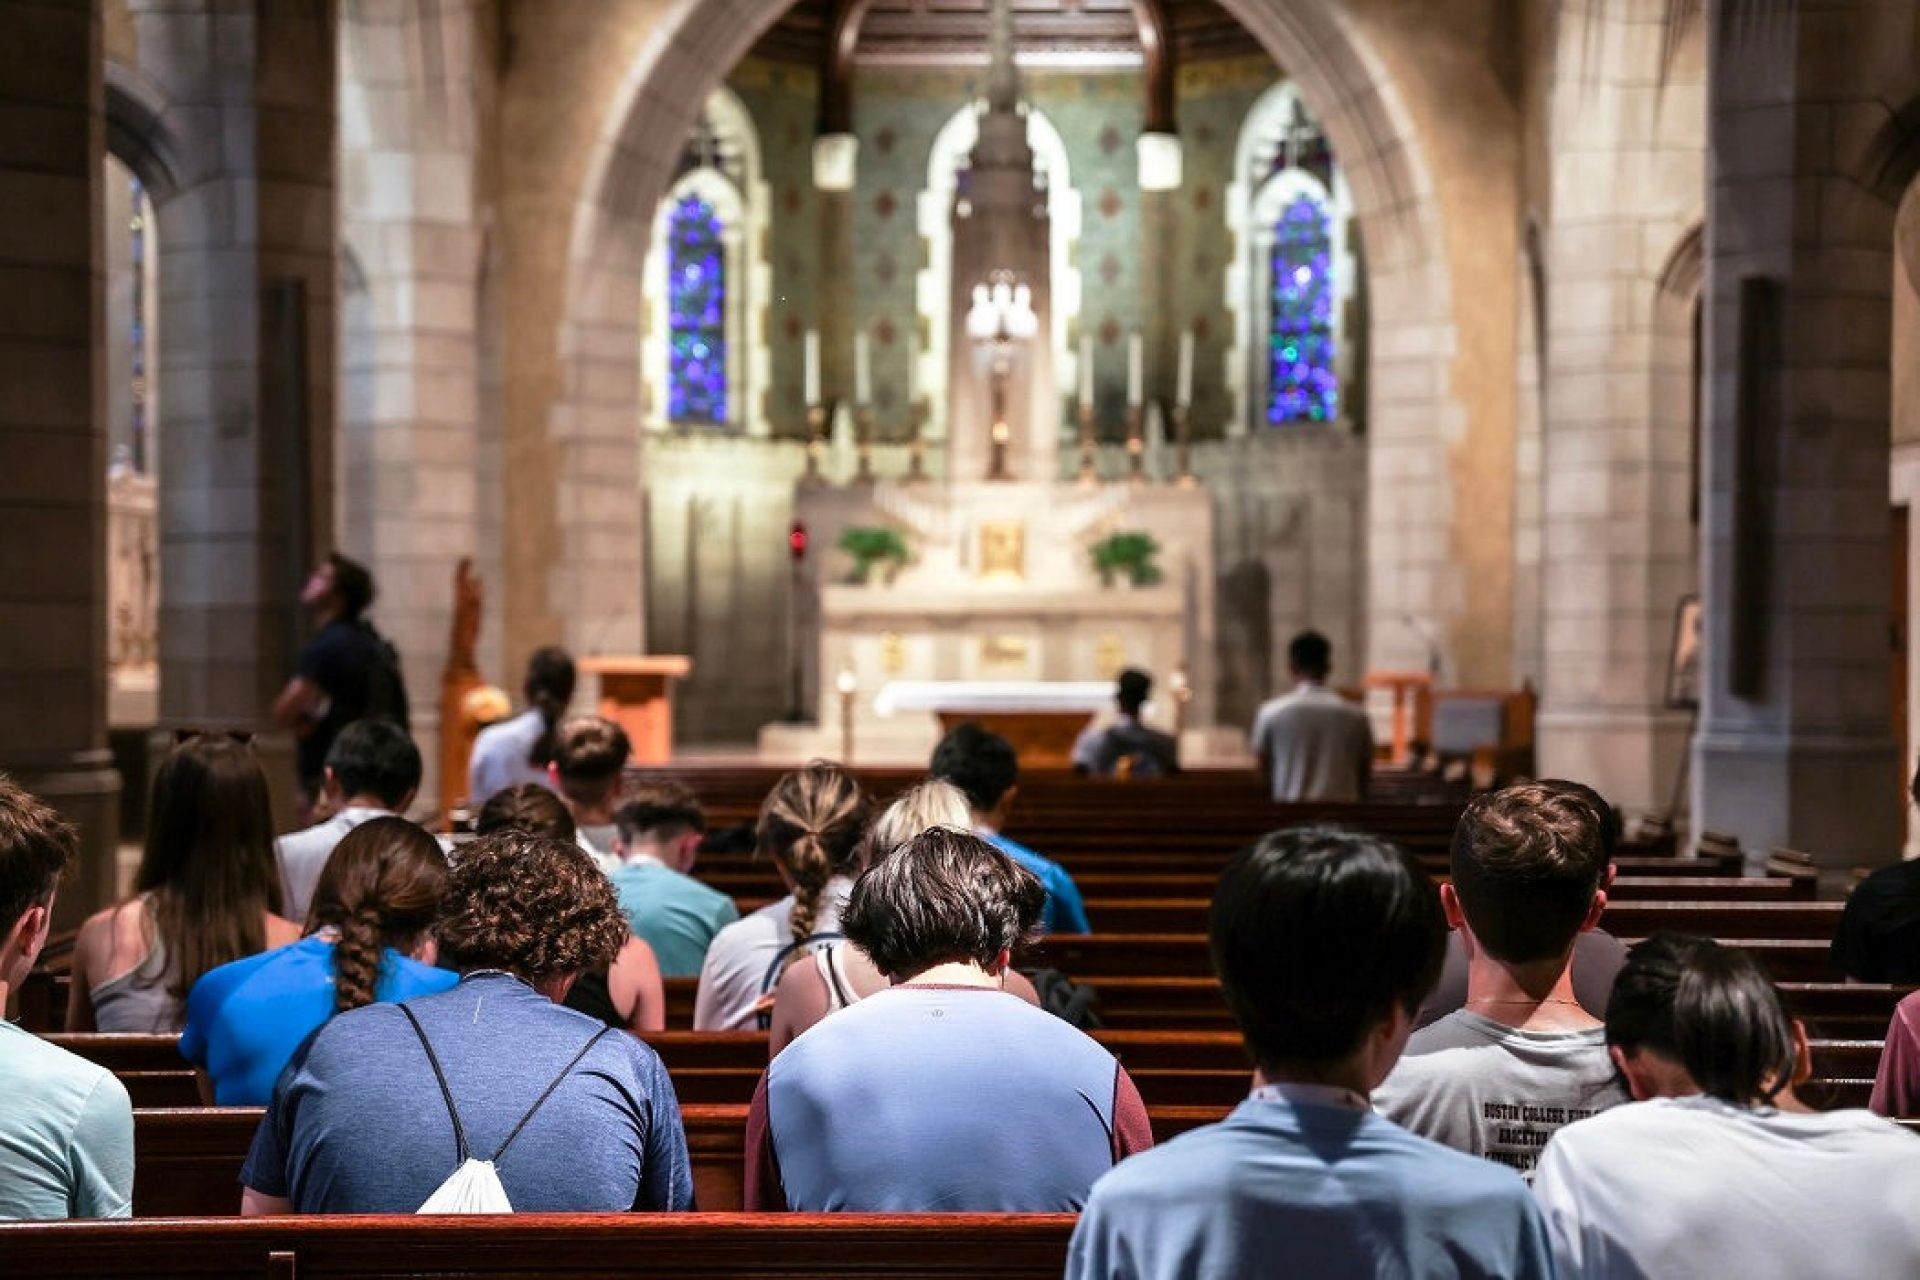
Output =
[
  {"x1": 181, "y1": 817, "x2": 456, "y2": 1105},
  {"x1": 609, "y1": 782, "x2": 740, "y2": 978},
  {"x1": 0, "y1": 778, "x2": 133, "y2": 1220}
]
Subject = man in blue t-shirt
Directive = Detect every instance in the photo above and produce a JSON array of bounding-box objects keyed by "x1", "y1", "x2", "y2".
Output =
[
  {"x1": 931, "y1": 722, "x2": 1090, "y2": 934},
  {"x1": 609, "y1": 781, "x2": 739, "y2": 977},
  {"x1": 1067, "y1": 826, "x2": 1552, "y2": 1280},
  {"x1": 239, "y1": 829, "x2": 693, "y2": 1215}
]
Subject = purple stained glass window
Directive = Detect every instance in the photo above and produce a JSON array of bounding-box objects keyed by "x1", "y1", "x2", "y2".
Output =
[
  {"x1": 668, "y1": 194, "x2": 727, "y2": 424},
  {"x1": 1266, "y1": 193, "x2": 1338, "y2": 425}
]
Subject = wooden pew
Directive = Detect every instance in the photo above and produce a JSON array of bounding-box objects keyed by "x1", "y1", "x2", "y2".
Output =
[
  {"x1": 1058, "y1": 899, "x2": 1849, "y2": 938},
  {"x1": 0, "y1": 1213, "x2": 1081, "y2": 1279},
  {"x1": 128, "y1": 1104, "x2": 1231, "y2": 1218}
]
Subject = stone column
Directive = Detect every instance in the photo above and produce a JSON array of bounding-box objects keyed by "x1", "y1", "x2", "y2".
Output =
[
  {"x1": 135, "y1": 2, "x2": 337, "y2": 818},
  {"x1": 0, "y1": 0, "x2": 121, "y2": 926},
  {"x1": 1692, "y1": 2, "x2": 1903, "y2": 871},
  {"x1": 338, "y1": 0, "x2": 485, "y2": 811}
]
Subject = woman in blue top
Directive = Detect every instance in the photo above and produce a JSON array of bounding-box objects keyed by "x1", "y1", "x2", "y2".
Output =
[{"x1": 181, "y1": 817, "x2": 456, "y2": 1104}]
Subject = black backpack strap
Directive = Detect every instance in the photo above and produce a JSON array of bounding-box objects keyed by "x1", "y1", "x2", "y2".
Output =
[
  {"x1": 398, "y1": 1003, "x2": 471, "y2": 1165},
  {"x1": 487, "y1": 1026, "x2": 612, "y2": 1165}
]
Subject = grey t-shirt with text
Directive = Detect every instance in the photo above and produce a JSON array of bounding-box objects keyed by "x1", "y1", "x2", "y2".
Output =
[{"x1": 1371, "y1": 1009, "x2": 1628, "y2": 1179}]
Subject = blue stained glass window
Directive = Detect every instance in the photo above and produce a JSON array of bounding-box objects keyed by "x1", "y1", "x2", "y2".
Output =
[
  {"x1": 667, "y1": 194, "x2": 727, "y2": 423},
  {"x1": 1267, "y1": 193, "x2": 1337, "y2": 425}
]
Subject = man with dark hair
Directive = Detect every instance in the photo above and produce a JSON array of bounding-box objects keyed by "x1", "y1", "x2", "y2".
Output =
[
  {"x1": 610, "y1": 781, "x2": 739, "y2": 977},
  {"x1": 550, "y1": 715, "x2": 630, "y2": 873},
  {"x1": 1071, "y1": 668, "x2": 1179, "y2": 779},
  {"x1": 274, "y1": 552, "x2": 408, "y2": 810},
  {"x1": 275, "y1": 719, "x2": 423, "y2": 923},
  {"x1": 931, "y1": 722, "x2": 1090, "y2": 933},
  {"x1": 240, "y1": 828, "x2": 693, "y2": 1215},
  {"x1": 1067, "y1": 826, "x2": 1550, "y2": 1278},
  {"x1": 746, "y1": 828, "x2": 1150, "y2": 1211},
  {"x1": 1373, "y1": 780, "x2": 1628, "y2": 1176},
  {"x1": 1831, "y1": 754, "x2": 1920, "y2": 982},
  {"x1": 1248, "y1": 629, "x2": 1373, "y2": 802},
  {"x1": 1532, "y1": 935, "x2": 1920, "y2": 1277},
  {"x1": 0, "y1": 777, "x2": 134, "y2": 1219}
]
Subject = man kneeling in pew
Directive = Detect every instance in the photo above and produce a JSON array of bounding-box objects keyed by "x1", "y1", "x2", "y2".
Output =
[
  {"x1": 1068, "y1": 826, "x2": 1551, "y2": 1278},
  {"x1": 239, "y1": 830, "x2": 693, "y2": 1214}
]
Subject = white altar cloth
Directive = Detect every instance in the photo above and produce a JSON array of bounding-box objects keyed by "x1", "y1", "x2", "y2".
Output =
[{"x1": 872, "y1": 680, "x2": 1113, "y2": 718}]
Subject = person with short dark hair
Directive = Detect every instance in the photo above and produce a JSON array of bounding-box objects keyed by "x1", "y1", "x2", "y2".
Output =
[
  {"x1": 549, "y1": 715, "x2": 630, "y2": 872},
  {"x1": 467, "y1": 646, "x2": 576, "y2": 805},
  {"x1": 473, "y1": 781, "x2": 575, "y2": 841},
  {"x1": 275, "y1": 718, "x2": 424, "y2": 923},
  {"x1": 1533, "y1": 935, "x2": 1920, "y2": 1277},
  {"x1": 1248, "y1": 629, "x2": 1373, "y2": 802},
  {"x1": 0, "y1": 776, "x2": 135, "y2": 1219},
  {"x1": 745, "y1": 828, "x2": 1151, "y2": 1211},
  {"x1": 1373, "y1": 780, "x2": 1628, "y2": 1175},
  {"x1": 240, "y1": 828, "x2": 693, "y2": 1215},
  {"x1": 1067, "y1": 826, "x2": 1550, "y2": 1279},
  {"x1": 609, "y1": 781, "x2": 738, "y2": 978},
  {"x1": 931, "y1": 722, "x2": 1090, "y2": 933},
  {"x1": 183, "y1": 817, "x2": 455, "y2": 1105},
  {"x1": 274, "y1": 552, "x2": 406, "y2": 811},
  {"x1": 1072, "y1": 668, "x2": 1179, "y2": 779}
]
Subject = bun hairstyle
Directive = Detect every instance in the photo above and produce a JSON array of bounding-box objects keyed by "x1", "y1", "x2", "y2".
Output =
[
  {"x1": 137, "y1": 732, "x2": 282, "y2": 999},
  {"x1": 307, "y1": 817, "x2": 448, "y2": 1013},
  {"x1": 858, "y1": 779, "x2": 971, "y2": 869},
  {"x1": 523, "y1": 646, "x2": 577, "y2": 770},
  {"x1": 757, "y1": 762, "x2": 871, "y2": 962},
  {"x1": 474, "y1": 782, "x2": 577, "y2": 843}
]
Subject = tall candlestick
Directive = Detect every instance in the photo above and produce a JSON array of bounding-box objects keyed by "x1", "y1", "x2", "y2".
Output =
[
  {"x1": 1078, "y1": 333, "x2": 1094, "y2": 408},
  {"x1": 804, "y1": 329, "x2": 821, "y2": 405},
  {"x1": 1176, "y1": 328, "x2": 1194, "y2": 409},
  {"x1": 854, "y1": 330, "x2": 871, "y2": 405},
  {"x1": 1126, "y1": 331, "x2": 1143, "y2": 408}
]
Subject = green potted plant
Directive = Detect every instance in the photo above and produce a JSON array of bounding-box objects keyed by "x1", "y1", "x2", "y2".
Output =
[
  {"x1": 838, "y1": 526, "x2": 911, "y2": 584},
  {"x1": 1090, "y1": 531, "x2": 1163, "y2": 587}
]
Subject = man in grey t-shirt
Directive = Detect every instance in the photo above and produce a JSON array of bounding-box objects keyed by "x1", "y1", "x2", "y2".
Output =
[
  {"x1": 1374, "y1": 780, "x2": 1628, "y2": 1177},
  {"x1": 1248, "y1": 631, "x2": 1372, "y2": 802}
]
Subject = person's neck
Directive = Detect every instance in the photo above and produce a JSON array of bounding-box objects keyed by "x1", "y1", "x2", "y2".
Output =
[
  {"x1": 314, "y1": 603, "x2": 346, "y2": 629},
  {"x1": 898, "y1": 960, "x2": 1002, "y2": 989},
  {"x1": 621, "y1": 840, "x2": 669, "y2": 868},
  {"x1": 1462, "y1": 948, "x2": 1599, "y2": 1031},
  {"x1": 572, "y1": 800, "x2": 616, "y2": 828},
  {"x1": 339, "y1": 793, "x2": 391, "y2": 814},
  {"x1": 1253, "y1": 1061, "x2": 1372, "y2": 1100}
]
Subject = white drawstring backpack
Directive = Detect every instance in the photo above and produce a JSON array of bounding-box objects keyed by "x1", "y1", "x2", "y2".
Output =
[{"x1": 397, "y1": 1003, "x2": 609, "y2": 1214}]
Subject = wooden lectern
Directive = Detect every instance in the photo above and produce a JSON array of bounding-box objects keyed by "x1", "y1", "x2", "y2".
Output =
[{"x1": 578, "y1": 656, "x2": 693, "y2": 765}]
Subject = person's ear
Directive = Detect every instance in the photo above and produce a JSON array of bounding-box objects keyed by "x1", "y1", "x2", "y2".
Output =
[
  {"x1": 1002, "y1": 784, "x2": 1019, "y2": 813},
  {"x1": 323, "y1": 767, "x2": 344, "y2": 801},
  {"x1": 677, "y1": 831, "x2": 703, "y2": 872},
  {"x1": 1439, "y1": 882, "x2": 1467, "y2": 931},
  {"x1": 1603, "y1": 862, "x2": 1618, "y2": 890},
  {"x1": 3, "y1": 900, "x2": 52, "y2": 978},
  {"x1": 396, "y1": 786, "x2": 418, "y2": 815},
  {"x1": 1608, "y1": 1044, "x2": 1652, "y2": 1101},
  {"x1": 1790, "y1": 1018, "x2": 1813, "y2": 1087},
  {"x1": 547, "y1": 762, "x2": 562, "y2": 789},
  {"x1": 985, "y1": 946, "x2": 1013, "y2": 977},
  {"x1": 1365, "y1": 1000, "x2": 1416, "y2": 1090},
  {"x1": 1579, "y1": 885, "x2": 1608, "y2": 933},
  {"x1": 411, "y1": 935, "x2": 439, "y2": 967}
]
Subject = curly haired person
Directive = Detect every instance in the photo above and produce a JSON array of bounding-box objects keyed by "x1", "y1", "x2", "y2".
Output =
[{"x1": 239, "y1": 829, "x2": 693, "y2": 1214}]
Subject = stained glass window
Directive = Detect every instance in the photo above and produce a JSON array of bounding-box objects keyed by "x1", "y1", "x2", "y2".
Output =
[
  {"x1": 1267, "y1": 193, "x2": 1337, "y2": 425},
  {"x1": 667, "y1": 194, "x2": 727, "y2": 423}
]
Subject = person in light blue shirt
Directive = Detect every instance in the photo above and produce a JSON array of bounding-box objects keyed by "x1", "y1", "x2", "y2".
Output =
[
  {"x1": 184, "y1": 817, "x2": 457, "y2": 1105},
  {"x1": 465, "y1": 645, "x2": 573, "y2": 806},
  {"x1": 931, "y1": 722, "x2": 1091, "y2": 933},
  {"x1": 0, "y1": 779, "x2": 133, "y2": 1220},
  {"x1": 1067, "y1": 826, "x2": 1552, "y2": 1280},
  {"x1": 609, "y1": 782, "x2": 739, "y2": 978}
]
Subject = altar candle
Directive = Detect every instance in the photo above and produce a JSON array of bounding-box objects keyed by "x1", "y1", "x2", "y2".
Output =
[
  {"x1": 855, "y1": 330, "x2": 872, "y2": 406},
  {"x1": 1126, "y1": 331, "x2": 1143, "y2": 408},
  {"x1": 804, "y1": 328, "x2": 821, "y2": 406},
  {"x1": 1078, "y1": 333, "x2": 1094, "y2": 409},
  {"x1": 1176, "y1": 327, "x2": 1194, "y2": 409}
]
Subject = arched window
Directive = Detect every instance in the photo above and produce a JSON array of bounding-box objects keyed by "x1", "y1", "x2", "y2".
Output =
[
  {"x1": 1226, "y1": 83, "x2": 1357, "y2": 435},
  {"x1": 1267, "y1": 191, "x2": 1337, "y2": 424},
  {"x1": 667, "y1": 193, "x2": 728, "y2": 424}
]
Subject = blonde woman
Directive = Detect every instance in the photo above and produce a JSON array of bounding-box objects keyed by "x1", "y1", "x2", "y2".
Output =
[{"x1": 766, "y1": 779, "x2": 1039, "y2": 1054}]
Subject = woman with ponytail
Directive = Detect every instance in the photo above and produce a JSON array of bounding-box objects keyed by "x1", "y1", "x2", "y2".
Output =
[
  {"x1": 1531, "y1": 934, "x2": 1920, "y2": 1277},
  {"x1": 181, "y1": 817, "x2": 456, "y2": 1105},
  {"x1": 693, "y1": 762, "x2": 869, "y2": 1030},
  {"x1": 466, "y1": 645, "x2": 575, "y2": 805}
]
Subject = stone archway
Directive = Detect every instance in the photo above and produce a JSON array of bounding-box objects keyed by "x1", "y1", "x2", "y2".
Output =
[{"x1": 545, "y1": 0, "x2": 1465, "y2": 683}]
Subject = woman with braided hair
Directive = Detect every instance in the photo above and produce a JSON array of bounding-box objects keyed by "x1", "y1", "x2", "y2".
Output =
[
  {"x1": 182, "y1": 817, "x2": 456, "y2": 1105},
  {"x1": 693, "y1": 762, "x2": 871, "y2": 1031}
]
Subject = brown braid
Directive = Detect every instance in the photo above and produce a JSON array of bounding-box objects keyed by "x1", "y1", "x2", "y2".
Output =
[
  {"x1": 757, "y1": 762, "x2": 870, "y2": 966},
  {"x1": 306, "y1": 817, "x2": 448, "y2": 1014}
]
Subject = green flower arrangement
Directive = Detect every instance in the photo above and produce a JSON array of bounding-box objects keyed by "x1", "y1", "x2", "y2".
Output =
[
  {"x1": 839, "y1": 526, "x2": 911, "y2": 584},
  {"x1": 1090, "y1": 531, "x2": 1163, "y2": 587}
]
